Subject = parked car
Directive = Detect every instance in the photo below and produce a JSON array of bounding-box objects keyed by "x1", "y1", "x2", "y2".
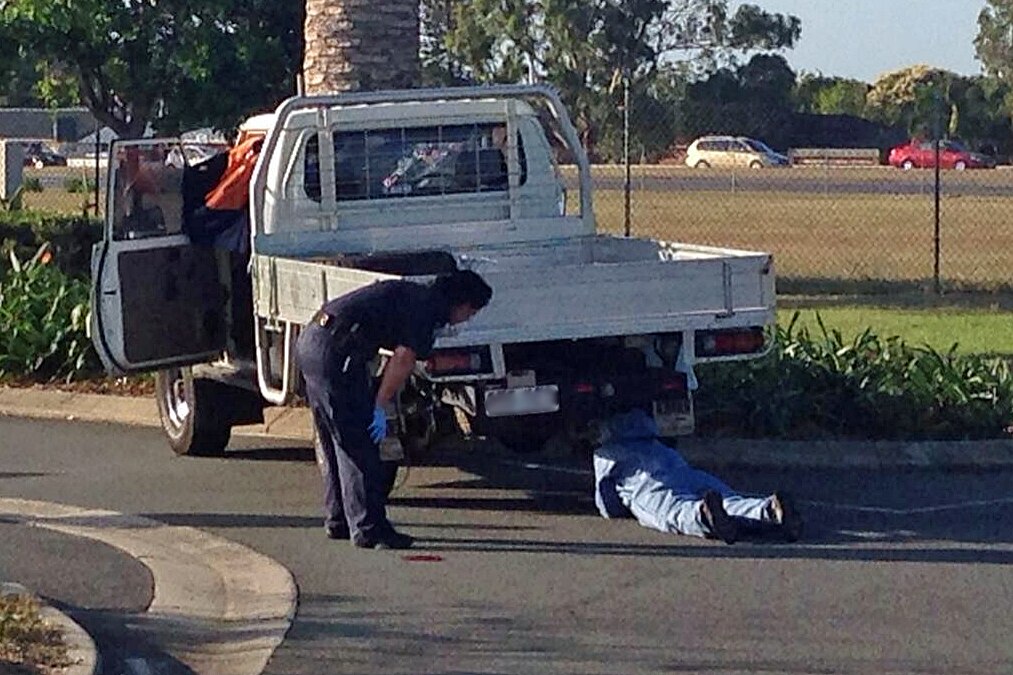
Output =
[
  {"x1": 887, "y1": 139, "x2": 995, "y2": 170},
  {"x1": 685, "y1": 135, "x2": 789, "y2": 169},
  {"x1": 21, "y1": 142, "x2": 68, "y2": 168}
]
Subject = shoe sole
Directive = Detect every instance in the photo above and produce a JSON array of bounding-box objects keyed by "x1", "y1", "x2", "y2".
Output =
[{"x1": 773, "y1": 492, "x2": 803, "y2": 543}]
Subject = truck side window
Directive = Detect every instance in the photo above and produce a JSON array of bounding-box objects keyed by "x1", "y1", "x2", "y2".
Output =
[{"x1": 304, "y1": 135, "x2": 321, "y2": 202}]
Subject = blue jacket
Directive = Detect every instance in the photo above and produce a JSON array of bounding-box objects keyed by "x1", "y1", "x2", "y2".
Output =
[{"x1": 593, "y1": 409, "x2": 691, "y2": 519}]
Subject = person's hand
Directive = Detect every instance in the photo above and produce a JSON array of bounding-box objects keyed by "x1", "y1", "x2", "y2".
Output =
[{"x1": 368, "y1": 406, "x2": 387, "y2": 444}]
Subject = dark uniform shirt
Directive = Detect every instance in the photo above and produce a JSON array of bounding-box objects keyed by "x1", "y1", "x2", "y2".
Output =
[{"x1": 319, "y1": 280, "x2": 452, "y2": 359}]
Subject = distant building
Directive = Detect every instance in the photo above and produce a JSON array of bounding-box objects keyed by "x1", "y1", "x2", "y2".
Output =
[{"x1": 0, "y1": 107, "x2": 101, "y2": 142}]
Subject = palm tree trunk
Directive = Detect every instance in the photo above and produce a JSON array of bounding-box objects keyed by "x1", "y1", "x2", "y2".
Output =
[{"x1": 303, "y1": 0, "x2": 420, "y2": 94}]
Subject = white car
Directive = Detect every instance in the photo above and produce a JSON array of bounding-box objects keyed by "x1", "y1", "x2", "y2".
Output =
[{"x1": 685, "y1": 135, "x2": 789, "y2": 169}]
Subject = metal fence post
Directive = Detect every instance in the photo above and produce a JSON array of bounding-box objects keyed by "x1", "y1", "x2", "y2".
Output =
[
  {"x1": 933, "y1": 94, "x2": 942, "y2": 296},
  {"x1": 623, "y1": 74, "x2": 631, "y2": 237},
  {"x1": 0, "y1": 140, "x2": 23, "y2": 202},
  {"x1": 93, "y1": 119, "x2": 101, "y2": 217}
]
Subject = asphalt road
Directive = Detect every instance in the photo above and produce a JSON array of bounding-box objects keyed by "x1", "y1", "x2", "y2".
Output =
[
  {"x1": 28, "y1": 166, "x2": 1013, "y2": 197},
  {"x1": 2, "y1": 415, "x2": 1013, "y2": 674}
]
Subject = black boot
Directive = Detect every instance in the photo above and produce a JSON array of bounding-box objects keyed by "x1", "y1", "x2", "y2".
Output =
[
  {"x1": 770, "y1": 491, "x2": 803, "y2": 543},
  {"x1": 700, "y1": 490, "x2": 738, "y2": 545},
  {"x1": 352, "y1": 527, "x2": 414, "y2": 550}
]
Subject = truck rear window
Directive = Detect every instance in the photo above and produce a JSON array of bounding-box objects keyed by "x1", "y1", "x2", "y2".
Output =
[{"x1": 303, "y1": 123, "x2": 526, "y2": 202}]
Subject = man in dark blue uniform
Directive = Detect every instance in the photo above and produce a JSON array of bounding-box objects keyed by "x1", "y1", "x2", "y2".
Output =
[{"x1": 296, "y1": 270, "x2": 493, "y2": 549}]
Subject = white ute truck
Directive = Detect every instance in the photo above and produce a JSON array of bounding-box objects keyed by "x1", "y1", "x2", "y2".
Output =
[{"x1": 90, "y1": 85, "x2": 775, "y2": 472}]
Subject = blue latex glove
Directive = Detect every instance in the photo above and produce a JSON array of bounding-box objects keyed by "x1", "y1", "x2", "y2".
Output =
[{"x1": 368, "y1": 406, "x2": 387, "y2": 444}]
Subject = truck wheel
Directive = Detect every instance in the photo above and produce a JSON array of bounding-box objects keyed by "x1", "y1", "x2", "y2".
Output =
[
  {"x1": 155, "y1": 367, "x2": 232, "y2": 457},
  {"x1": 484, "y1": 415, "x2": 558, "y2": 453}
]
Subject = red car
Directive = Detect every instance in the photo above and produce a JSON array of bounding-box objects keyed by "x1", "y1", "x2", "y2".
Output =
[{"x1": 888, "y1": 139, "x2": 995, "y2": 170}]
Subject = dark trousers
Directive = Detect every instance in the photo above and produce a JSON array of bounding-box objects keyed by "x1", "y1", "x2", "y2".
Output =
[{"x1": 296, "y1": 323, "x2": 389, "y2": 540}]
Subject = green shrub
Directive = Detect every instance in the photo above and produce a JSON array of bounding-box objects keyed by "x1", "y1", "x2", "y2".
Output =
[
  {"x1": 0, "y1": 244, "x2": 101, "y2": 382},
  {"x1": 695, "y1": 312, "x2": 1013, "y2": 440},
  {"x1": 64, "y1": 176, "x2": 97, "y2": 194},
  {"x1": 21, "y1": 177, "x2": 43, "y2": 192},
  {"x1": 0, "y1": 210, "x2": 102, "y2": 279}
]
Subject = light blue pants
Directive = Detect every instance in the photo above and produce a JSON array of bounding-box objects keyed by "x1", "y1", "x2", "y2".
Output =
[{"x1": 617, "y1": 467, "x2": 776, "y2": 538}]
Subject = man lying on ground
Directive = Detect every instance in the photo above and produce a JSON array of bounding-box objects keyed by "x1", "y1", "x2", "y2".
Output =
[{"x1": 592, "y1": 408, "x2": 803, "y2": 544}]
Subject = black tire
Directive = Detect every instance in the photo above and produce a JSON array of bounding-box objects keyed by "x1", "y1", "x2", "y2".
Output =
[
  {"x1": 694, "y1": 160, "x2": 711, "y2": 169},
  {"x1": 155, "y1": 367, "x2": 232, "y2": 456},
  {"x1": 749, "y1": 160, "x2": 763, "y2": 169},
  {"x1": 901, "y1": 159, "x2": 915, "y2": 170},
  {"x1": 482, "y1": 414, "x2": 558, "y2": 453}
]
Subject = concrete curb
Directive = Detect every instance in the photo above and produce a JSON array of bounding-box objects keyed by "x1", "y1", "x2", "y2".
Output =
[
  {"x1": 0, "y1": 581, "x2": 98, "y2": 675},
  {"x1": 2, "y1": 386, "x2": 1013, "y2": 469},
  {"x1": 0, "y1": 386, "x2": 313, "y2": 441},
  {"x1": 1, "y1": 498, "x2": 298, "y2": 675},
  {"x1": 677, "y1": 437, "x2": 1013, "y2": 470}
]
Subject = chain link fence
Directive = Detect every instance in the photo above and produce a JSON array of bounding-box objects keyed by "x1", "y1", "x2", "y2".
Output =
[{"x1": 584, "y1": 102, "x2": 1013, "y2": 296}]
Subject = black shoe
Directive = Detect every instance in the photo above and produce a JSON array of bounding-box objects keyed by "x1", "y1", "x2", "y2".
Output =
[
  {"x1": 770, "y1": 491, "x2": 803, "y2": 542},
  {"x1": 325, "y1": 524, "x2": 350, "y2": 540},
  {"x1": 700, "y1": 490, "x2": 738, "y2": 545},
  {"x1": 352, "y1": 529, "x2": 414, "y2": 550}
]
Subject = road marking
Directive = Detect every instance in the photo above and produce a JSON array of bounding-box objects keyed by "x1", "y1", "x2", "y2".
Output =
[
  {"x1": 517, "y1": 461, "x2": 591, "y2": 476},
  {"x1": 804, "y1": 496, "x2": 1013, "y2": 516},
  {"x1": 0, "y1": 498, "x2": 296, "y2": 675}
]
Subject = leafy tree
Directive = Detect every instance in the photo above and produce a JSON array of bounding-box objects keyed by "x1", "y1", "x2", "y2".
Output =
[
  {"x1": 865, "y1": 65, "x2": 952, "y2": 138},
  {"x1": 0, "y1": 0, "x2": 302, "y2": 138},
  {"x1": 421, "y1": 0, "x2": 472, "y2": 85},
  {"x1": 432, "y1": 0, "x2": 800, "y2": 161},
  {"x1": 0, "y1": 42, "x2": 47, "y2": 107},
  {"x1": 679, "y1": 53, "x2": 797, "y2": 149},
  {"x1": 944, "y1": 75, "x2": 1013, "y2": 154},
  {"x1": 976, "y1": 0, "x2": 1013, "y2": 82},
  {"x1": 795, "y1": 74, "x2": 869, "y2": 117}
]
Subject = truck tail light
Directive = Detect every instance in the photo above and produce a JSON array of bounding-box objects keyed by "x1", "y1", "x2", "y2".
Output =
[
  {"x1": 424, "y1": 348, "x2": 491, "y2": 376},
  {"x1": 695, "y1": 328, "x2": 766, "y2": 357}
]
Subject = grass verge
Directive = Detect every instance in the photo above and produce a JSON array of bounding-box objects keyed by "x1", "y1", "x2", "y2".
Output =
[{"x1": 779, "y1": 305, "x2": 1013, "y2": 355}]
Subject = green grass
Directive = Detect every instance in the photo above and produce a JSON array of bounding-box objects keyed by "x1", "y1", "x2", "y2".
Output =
[
  {"x1": 588, "y1": 188, "x2": 1013, "y2": 290},
  {"x1": 19, "y1": 167, "x2": 101, "y2": 215},
  {"x1": 780, "y1": 306, "x2": 1013, "y2": 355}
]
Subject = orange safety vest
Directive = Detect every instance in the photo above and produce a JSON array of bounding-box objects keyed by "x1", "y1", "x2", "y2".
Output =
[{"x1": 204, "y1": 135, "x2": 264, "y2": 211}]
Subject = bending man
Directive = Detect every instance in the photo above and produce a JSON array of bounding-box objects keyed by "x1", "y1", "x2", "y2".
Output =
[{"x1": 297, "y1": 270, "x2": 493, "y2": 550}]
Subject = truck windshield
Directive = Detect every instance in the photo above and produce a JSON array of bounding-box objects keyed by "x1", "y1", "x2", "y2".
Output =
[{"x1": 303, "y1": 122, "x2": 526, "y2": 202}]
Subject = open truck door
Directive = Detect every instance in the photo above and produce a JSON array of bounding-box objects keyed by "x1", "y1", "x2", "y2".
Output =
[{"x1": 90, "y1": 139, "x2": 227, "y2": 375}]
